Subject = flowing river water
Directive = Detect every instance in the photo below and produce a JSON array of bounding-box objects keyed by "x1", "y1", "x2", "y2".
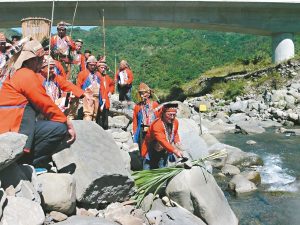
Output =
[{"x1": 215, "y1": 129, "x2": 300, "y2": 225}]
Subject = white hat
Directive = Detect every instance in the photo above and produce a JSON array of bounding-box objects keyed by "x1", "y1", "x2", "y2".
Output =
[{"x1": 13, "y1": 40, "x2": 45, "y2": 71}]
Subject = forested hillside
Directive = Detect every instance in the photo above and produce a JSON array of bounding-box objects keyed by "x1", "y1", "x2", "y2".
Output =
[{"x1": 71, "y1": 27, "x2": 272, "y2": 92}]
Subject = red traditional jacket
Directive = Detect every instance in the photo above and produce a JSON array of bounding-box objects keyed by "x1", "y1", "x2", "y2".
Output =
[
  {"x1": 0, "y1": 68, "x2": 67, "y2": 133},
  {"x1": 38, "y1": 73, "x2": 84, "y2": 100},
  {"x1": 99, "y1": 74, "x2": 115, "y2": 109},
  {"x1": 141, "y1": 118, "x2": 180, "y2": 158},
  {"x1": 132, "y1": 100, "x2": 160, "y2": 134},
  {"x1": 114, "y1": 68, "x2": 133, "y2": 86},
  {"x1": 50, "y1": 35, "x2": 76, "y2": 54},
  {"x1": 77, "y1": 70, "x2": 113, "y2": 110},
  {"x1": 54, "y1": 60, "x2": 67, "y2": 79}
]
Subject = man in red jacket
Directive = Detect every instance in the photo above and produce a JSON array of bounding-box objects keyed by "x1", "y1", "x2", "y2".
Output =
[
  {"x1": 77, "y1": 55, "x2": 101, "y2": 121},
  {"x1": 115, "y1": 60, "x2": 133, "y2": 103},
  {"x1": 97, "y1": 61, "x2": 115, "y2": 129},
  {"x1": 0, "y1": 40, "x2": 76, "y2": 167},
  {"x1": 141, "y1": 103, "x2": 183, "y2": 169}
]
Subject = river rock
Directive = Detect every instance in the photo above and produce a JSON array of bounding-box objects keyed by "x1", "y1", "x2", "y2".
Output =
[
  {"x1": 161, "y1": 206, "x2": 207, "y2": 225},
  {"x1": 246, "y1": 140, "x2": 256, "y2": 145},
  {"x1": 271, "y1": 90, "x2": 287, "y2": 102},
  {"x1": 50, "y1": 211, "x2": 68, "y2": 222},
  {"x1": 221, "y1": 164, "x2": 241, "y2": 176},
  {"x1": 172, "y1": 101, "x2": 191, "y2": 119},
  {"x1": 228, "y1": 113, "x2": 249, "y2": 124},
  {"x1": 104, "y1": 202, "x2": 143, "y2": 225},
  {"x1": 235, "y1": 120, "x2": 265, "y2": 134},
  {"x1": 284, "y1": 95, "x2": 295, "y2": 109},
  {"x1": 52, "y1": 121, "x2": 134, "y2": 208},
  {"x1": 109, "y1": 115, "x2": 130, "y2": 129},
  {"x1": 0, "y1": 132, "x2": 27, "y2": 171},
  {"x1": 0, "y1": 163, "x2": 41, "y2": 204},
  {"x1": 166, "y1": 167, "x2": 238, "y2": 225},
  {"x1": 55, "y1": 216, "x2": 119, "y2": 225},
  {"x1": 37, "y1": 173, "x2": 76, "y2": 215},
  {"x1": 228, "y1": 174, "x2": 257, "y2": 194},
  {"x1": 178, "y1": 118, "x2": 209, "y2": 160},
  {"x1": 229, "y1": 100, "x2": 248, "y2": 113},
  {"x1": 240, "y1": 171, "x2": 261, "y2": 185},
  {"x1": 208, "y1": 143, "x2": 263, "y2": 168},
  {"x1": 1, "y1": 196, "x2": 45, "y2": 225}
]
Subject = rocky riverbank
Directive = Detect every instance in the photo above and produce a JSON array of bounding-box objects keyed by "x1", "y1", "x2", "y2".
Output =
[{"x1": 0, "y1": 95, "x2": 268, "y2": 225}]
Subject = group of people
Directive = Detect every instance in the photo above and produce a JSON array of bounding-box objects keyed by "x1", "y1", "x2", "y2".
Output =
[{"x1": 0, "y1": 21, "x2": 183, "y2": 171}]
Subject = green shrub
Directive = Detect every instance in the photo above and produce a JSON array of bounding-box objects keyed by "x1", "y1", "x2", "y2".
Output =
[{"x1": 212, "y1": 80, "x2": 245, "y2": 100}]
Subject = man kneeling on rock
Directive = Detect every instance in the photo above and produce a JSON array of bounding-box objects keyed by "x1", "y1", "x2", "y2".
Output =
[
  {"x1": 0, "y1": 40, "x2": 76, "y2": 168},
  {"x1": 141, "y1": 103, "x2": 183, "y2": 169}
]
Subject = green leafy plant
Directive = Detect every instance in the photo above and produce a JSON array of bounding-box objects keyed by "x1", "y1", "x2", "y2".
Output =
[{"x1": 132, "y1": 150, "x2": 227, "y2": 207}]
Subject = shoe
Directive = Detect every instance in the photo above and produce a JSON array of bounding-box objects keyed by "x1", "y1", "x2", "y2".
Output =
[{"x1": 35, "y1": 168, "x2": 48, "y2": 175}]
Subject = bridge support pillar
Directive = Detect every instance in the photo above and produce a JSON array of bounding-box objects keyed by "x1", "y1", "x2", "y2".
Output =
[{"x1": 272, "y1": 33, "x2": 294, "y2": 64}]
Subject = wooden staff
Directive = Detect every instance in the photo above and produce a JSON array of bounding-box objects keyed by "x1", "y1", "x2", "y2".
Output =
[
  {"x1": 102, "y1": 9, "x2": 106, "y2": 57},
  {"x1": 69, "y1": 1, "x2": 79, "y2": 38},
  {"x1": 47, "y1": 0, "x2": 55, "y2": 82}
]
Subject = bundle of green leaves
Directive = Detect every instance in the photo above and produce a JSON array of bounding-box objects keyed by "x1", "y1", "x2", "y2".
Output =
[{"x1": 132, "y1": 149, "x2": 227, "y2": 207}]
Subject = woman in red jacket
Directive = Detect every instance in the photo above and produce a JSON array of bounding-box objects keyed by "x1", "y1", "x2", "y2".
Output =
[
  {"x1": 133, "y1": 83, "x2": 160, "y2": 151},
  {"x1": 115, "y1": 60, "x2": 133, "y2": 103},
  {"x1": 0, "y1": 40, "x2": 76, "y2": 167}
]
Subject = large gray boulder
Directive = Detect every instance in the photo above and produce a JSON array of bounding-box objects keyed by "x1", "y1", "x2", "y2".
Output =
[
  {"x1": 1, "y1": 196, "x2": 45, "y2": 225},
  {"x1": 235, "y1": 120, "x2": 266, "y2": 134},
  {"x1": 166, "y1": 167, "x2": 238, "y2": 225},
  {"x1": 52, "y1": 121, "x2": 134, "y2": 208},
  {"x1": 37, "y1": 173, "x2": 76, "y2": 215},
  {"x1": 161, "y1": 207, "x2": 207, "y2": 225},
  {"x1": 0, "y1": 132, "x2": 27, "y2": 171},
  {"x1": 208, "y1": 143, "x2": 263, "y2": 168},
  {"x1": 55, "y1": 216, "x2": 119, "y2": 225},
  {"x1": 172, "y1": 101, "x2": 191, "y2": 119},
  {"x1": 229, "y1": 100, "x2": 248, "y2": 113},
  {"x1": 0, "y1": 163, "x2": 41, "y2": 204},
  {"x1": 178, "y1": 118, "x2": 209, "y2": 160}
]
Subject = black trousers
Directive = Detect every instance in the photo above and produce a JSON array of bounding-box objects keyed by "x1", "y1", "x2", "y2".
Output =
[
  {"x1": 97, "y1": 108, "x2": 109, "y2": 130},
  {"x1": 19, "y1": 106, "x2": 67, "y2": 167},
  {"x1": 32, "y1": 120, "x2": 67, "y2": 166}
]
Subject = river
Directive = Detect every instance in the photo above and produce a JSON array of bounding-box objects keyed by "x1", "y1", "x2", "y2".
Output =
[{"x1": 215, "y1": 129, "x2": 300, "y2": 225}]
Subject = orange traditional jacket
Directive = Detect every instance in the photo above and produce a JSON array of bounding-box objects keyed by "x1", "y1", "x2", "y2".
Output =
[
  {"x1": 100, "y1": 74, "x2": 115, "y2": 109},
  {"x1": 76, "y1": 70, "x2": 111, "y2": 109},
  {"x1": 0, "y1": 68, "x2": 67, "y2": 133},
  {"x1": 72, "y1": 52, "x2": 86, "y2": 71},
  {"x1": 50, "y1": 35, "x2": 76, "y2": 53},
  {"x1": 114, "y1": 68, "x2": 133, "y2": 85},
  {"x1": 54, "y1": 60, "x2": 67, "y2": 79},
  {"x1": 38, "y1": 73, "x2": 84, "y2": 98},
  {"x1": 141, "y1": 118, "x2": 180, "y2": 158},
  {"x1": 132, "y1": 100, "x2": 160, "y2": 134}
]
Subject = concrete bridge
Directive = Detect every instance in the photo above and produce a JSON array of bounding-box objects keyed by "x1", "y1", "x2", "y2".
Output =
[{"x1": 1, "y1": 0, "x2": 300, "y2": 63}]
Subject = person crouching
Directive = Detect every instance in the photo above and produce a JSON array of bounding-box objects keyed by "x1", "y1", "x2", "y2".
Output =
[{"x1": 141, "y1": 103, "x2": 183, "y2": 170}]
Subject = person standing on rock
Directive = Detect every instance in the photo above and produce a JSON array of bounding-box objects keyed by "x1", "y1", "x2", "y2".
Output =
[
  {"x1": 96, "y1": 61, "x2": 115, "y2": 129},
  {"x1": 50, "y1": 21, "x2": 76, "y2": 80},
  {"x1": 133, "y1": 82, "x2": 160, "y2": 151},
  {"x1": 115, "y1": 59, "x2": 133, "y2": 107},
  {"x1": 141, "y1": 103, "x2": 183, "y2": 169},
  {"x1": 76, "y1": 55, "x2": 101, "y2": 121},
  {"x1": 0, "y1": 40, "x2": 76, "y2": 168}
]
